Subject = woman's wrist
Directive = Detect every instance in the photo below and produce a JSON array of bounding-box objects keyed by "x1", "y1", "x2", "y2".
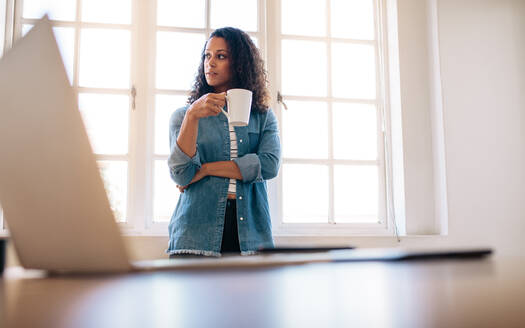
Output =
[
  {"x1": 200, "y1": 163, "x2": 210, "y2": 176},
  {"x1": 186, "y1": 106, "x2": 199, "y2": 122}
]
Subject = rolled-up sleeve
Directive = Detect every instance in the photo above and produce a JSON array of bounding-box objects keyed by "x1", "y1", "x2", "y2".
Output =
[
  {"x1": 167, "y1": 107, "x2": 202, "y2": 186},
  {"x1": 233, "y1": 109, "x2": 281, "y2": 183}
]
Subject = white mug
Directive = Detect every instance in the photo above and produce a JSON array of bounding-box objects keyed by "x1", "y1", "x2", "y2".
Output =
[{"x1": 221, "y1": 88, "x2": 252, "y2": 127}]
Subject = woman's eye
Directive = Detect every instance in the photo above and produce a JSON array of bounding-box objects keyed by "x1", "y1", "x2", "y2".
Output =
[
  {"x1": 204, "y1": 53, "x2": 211, "y2": 59},
  {"x1": 218, "y1": 54, "x2": 226, "y2": 59}
]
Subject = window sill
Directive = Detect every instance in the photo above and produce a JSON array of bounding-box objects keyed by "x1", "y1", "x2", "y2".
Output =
[{"x1": 273, "y1": 234, "x2": 449, "y2": 248}]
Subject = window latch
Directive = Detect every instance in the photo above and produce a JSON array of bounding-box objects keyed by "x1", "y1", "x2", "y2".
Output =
[
  {"x1": 131, "y1": 85, "x2": 137, "y2": 110},
  {"x1": 277, "y1": 91, "x2": 288, "y2": 110}
]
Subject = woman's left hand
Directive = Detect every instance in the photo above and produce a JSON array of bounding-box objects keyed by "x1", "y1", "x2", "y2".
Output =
[{"x1": 176, "y1": 164, "x2": 208, "y2": 193}]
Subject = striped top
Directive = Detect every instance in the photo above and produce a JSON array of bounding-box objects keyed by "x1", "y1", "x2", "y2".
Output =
[{"x1": 228, "y1": 124, "x2": 237, "y2": 195}]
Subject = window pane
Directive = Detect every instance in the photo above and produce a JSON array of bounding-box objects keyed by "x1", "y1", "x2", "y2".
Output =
[
  {"x1": 210, "y1": 0, "x2": 257, "y2": 32},
  {"x1": 251, "y1": 36, "x2": 258, "y2": 48},
  {"x1": 156, "y1": 32, "x2": 205, "y2": 90},
  {"x1": 157, "y1": 0, "x2": 205, "y2": 28},
  {"x1": 22, "y1": 24, "x2": 32, "y2": 36},
  {"x1": 282, "y1": 40, "x2": 327, "y2": 97},
  {"x1": 82, "y1": 0, "x2": 131, "y2": 24},
  {"x1": 23, "y1": 25, "x2": 75, "y2": 84},
  {"x1": 283, "y1": 164, "x2": 328, "y2": 223},
  {"x1": 22, "y1": 0, "x2": 76, "y2": 21},
  {"x1": 333, "y1": 103, "x2": 377, "y2": 160},
  {"x1": 98, "y1": 161, "x2": 128, "y2": 222},
  {"x1": 156, "y1": 95, "x2": 188, "y2": 155},
  {"x1": 331, "y1": 0, "x2": 375, "y2": 40},
  {"x1": 282, "y1": 0, "x2": 325, "y2": 37},
  {"x1": 154, "y1": 160, "x2": 180, "y2": 222},
  {"x1": 332, "y1": 43, "x2": 376, "y2": 99},
  {"x1": 282, "y1": 101, "x2": 328, "y2": 159},
  {"x1": 334, "y1": 165, "x2": 378, "y2": 222},
  {"x1": 79, "y1": 29, "x2": 131, "y2": 89},
  {"x1": 78, "y1": 94, "x2": 129, "y2": 155}
]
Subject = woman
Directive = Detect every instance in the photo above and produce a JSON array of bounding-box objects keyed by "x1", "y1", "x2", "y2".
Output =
[{"x1": 167, "y1": 27, "x2": 281, "y2": 257}]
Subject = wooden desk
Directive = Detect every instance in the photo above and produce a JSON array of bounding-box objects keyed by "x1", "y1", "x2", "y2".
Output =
[{"x1": 1, "y1": 256, "x2": 524, "y2": 328}]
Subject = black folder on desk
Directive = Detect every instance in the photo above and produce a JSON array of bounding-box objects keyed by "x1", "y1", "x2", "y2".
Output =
[{"x1": 257, "y1": 246, "x2": 492, "y2": 262}]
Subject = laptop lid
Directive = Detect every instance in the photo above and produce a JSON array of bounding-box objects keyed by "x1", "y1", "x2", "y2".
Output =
[{"x1": 0, "y1": 17, "x2": 131, "y2": 273}]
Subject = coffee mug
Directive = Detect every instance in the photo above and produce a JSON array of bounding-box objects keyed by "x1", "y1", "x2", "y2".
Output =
[{"x1": 221, "y1": 88, "x2": 252, "y2": 127}]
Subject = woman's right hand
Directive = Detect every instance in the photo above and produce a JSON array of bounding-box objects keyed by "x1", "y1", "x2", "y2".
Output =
[{"x1": 187, "y1": 92, "x2": 226, "y2": 120}]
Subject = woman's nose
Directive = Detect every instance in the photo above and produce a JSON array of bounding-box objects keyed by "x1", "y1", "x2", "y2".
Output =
[{"x1": 208, "y1": 57, "x2": 216, "y2": 67}]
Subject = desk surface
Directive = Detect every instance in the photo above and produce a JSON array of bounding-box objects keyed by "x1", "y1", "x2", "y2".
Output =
[{"x1": 1, "y1": 256, "x2": 524, "y2": 328}]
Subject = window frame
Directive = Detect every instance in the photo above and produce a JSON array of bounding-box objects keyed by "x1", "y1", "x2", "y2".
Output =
[
  {"x1": 1, "y1": 0, "x2": 447, "y2": 238},
  {"x1": 266, "y1": 0, "x2": 394, "y2": 236},
  {"x1": 0, "y1": 0, "x2": 14, "y2": 233},
  {"x1": 1, "y1": 0, "x2": 268, "y2": 236},
  {"x1": 142, "y1": 0, "x2": 267, "y2": 235}
]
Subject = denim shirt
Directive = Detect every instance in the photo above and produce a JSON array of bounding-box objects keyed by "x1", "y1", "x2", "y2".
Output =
[{"x1": 166, "y1": 105, "x2": 281, "y2": 256}]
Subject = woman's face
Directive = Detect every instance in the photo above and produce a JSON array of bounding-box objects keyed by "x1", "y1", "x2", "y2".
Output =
[{"x1": 204, "y1": 37, "x2": 232, "y2": 93}]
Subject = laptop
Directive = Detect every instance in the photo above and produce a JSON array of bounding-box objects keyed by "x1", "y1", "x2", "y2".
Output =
[{"x1": 0, "y1": 17, "x2": 491, "y2": 274}]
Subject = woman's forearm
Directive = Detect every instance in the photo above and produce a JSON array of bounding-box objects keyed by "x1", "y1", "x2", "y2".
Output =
[
  {"x1": 176, "y1": 111, "x2": 199, "y2": 158},
  {"x1": 203, "y1": 161, "x2": 243, "y2": 180}
]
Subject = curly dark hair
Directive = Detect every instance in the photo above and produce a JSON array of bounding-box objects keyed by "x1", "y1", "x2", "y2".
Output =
[{"x1": 188, "y1": 27, "x2": 270, "y2": 113}]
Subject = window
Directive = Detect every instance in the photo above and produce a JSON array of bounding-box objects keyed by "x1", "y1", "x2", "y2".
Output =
[
  {"x1": 18, "y1": 0, "x2": 133, "y2": 225},
  {"x1": 3, "y1": 0, "x2": 264, "y2": 234},
  {"x1": 1, "y1": 0, "x2": 419, "y2": 237},
  {"x1": 267, "y1": 0, "x2": 391, "y2": 235}
]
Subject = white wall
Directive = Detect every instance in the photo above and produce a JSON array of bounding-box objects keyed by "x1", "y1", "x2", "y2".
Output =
[
  {"x1": 438, "y1": 0, "x2": 525, "y2": 255},
  {"x1": 394, "y1": 0, "x2": 438, "y2": 235}
]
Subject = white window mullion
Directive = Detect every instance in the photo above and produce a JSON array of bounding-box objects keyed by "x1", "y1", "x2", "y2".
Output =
[
  {"x1": 73, "y1": 0, "x2": 82, "y2": 88},
  {"x1": 76, "y1": 87, "x2": 129, "y2": 94},
  {"x1": 258, "y1": 0, "x2": 266, "y2": 59},
  {"x1": 282, "y1": 95, "x2": 377, "y2": 104},
  {"x1": 326, "y1": 0, "x2": 335, "y2": 225},
  {"x1": 377, "y1": 0, "x2": 393, "y2": 232},
  {"x1": 19, "y1": 19, "x2": 132, "y2": 30},
  {"x1": 154, "y1": 89, "x2": 191, "y2": 96},
  {"x1": 0, "y1": 2, "x2": 4, "y2": 56},
  {"x1": 374, "y1": 0, "x2": 388, "y2": 229},
  {"x1": 12, "y1": 0, "x2": 21, "y2": 40},
  {"x1": 205, "y1": 0, "x2": 210, "y2": 36},
  {"x1": 1, "y1": 0, "x2": 13, "y2": 55},
  {"x1": 123, "y1": 0, "x2": 139, "y2": 231},
  {"x1": 283, "y1": 158, "x2": 379, "y2": 166},
  {"x1": 0, "y1": 0, "x2": 11, "y2": 231},
  {"x1": 279, "y1": 35, "x2": 375, "y2": 47},
  {"x1": 143, "y1": 0, "x2": 158, "y2": 231},
  {"x1": 123, "y1": 0, "x2": 152, "y2": 232},
  {"x1": 265, "y1": 0, "x2": 282, "y2": 234}
]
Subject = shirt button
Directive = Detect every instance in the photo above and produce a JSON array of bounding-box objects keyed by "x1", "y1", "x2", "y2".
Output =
[
  {"x1": 239, "y1": 196, "x2": 242, "y2": 200},
  {"x1": 239, "y1": 139, "x2": 243, "y2": 143},
  {"x1": 240, "y1": 217, "x2": 244, "y2": 221}
]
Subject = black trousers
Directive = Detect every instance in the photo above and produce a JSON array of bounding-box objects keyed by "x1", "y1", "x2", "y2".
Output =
[
  {"x1": 170, "y1": 199, "x2": 240, "y2": 258},
  {"x1": 221, "y1": 199, "x2": 241, "y2": 253}
]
